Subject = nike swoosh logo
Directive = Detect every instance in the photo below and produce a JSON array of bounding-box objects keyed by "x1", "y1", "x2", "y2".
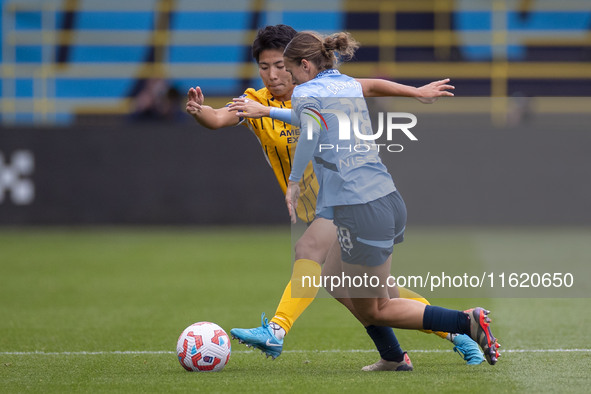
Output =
[{"x1": 265, "y1": 339, "x2": 282, "y2": 347}]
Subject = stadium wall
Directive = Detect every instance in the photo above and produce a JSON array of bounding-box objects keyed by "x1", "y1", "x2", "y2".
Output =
[
  {"x1": 1, "y1": 113, "x2": 590, "y2": 226},
  {"x1": 0, "y1": 120, "x2": 286, "y2": 225}
]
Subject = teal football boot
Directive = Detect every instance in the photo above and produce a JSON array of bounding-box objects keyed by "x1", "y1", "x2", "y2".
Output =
[
  {"x1": 230, "y1": 313, "x2": 283, "y2": 359},
  {"x1": 453, "y1": 334, "x2": 485, "y2": 365}
]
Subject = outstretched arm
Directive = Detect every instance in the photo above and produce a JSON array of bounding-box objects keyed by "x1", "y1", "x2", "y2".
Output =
[
  {"x1": 226, "y1": 97, "x2": 271, "y2": 118},
  {"x1": 185, "y1": 86, "x2": 240, "y2": 129},
  {"x1": 229, "y1": 78, "x2": 455, "y2": 125},
  {"x1": 286, "y1": 107, "x2": 320, "y2": 223},
  {"x1": 357, "y1": 78, "x2": 455, "y2": 104},
  {"x1": 227, "y1": 98, "x2": 294, "y2": 124}
]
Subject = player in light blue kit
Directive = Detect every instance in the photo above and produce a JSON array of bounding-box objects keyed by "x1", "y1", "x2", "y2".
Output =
[{"x1": 282, "y1": 31, "x2": 501, "y2": 367}]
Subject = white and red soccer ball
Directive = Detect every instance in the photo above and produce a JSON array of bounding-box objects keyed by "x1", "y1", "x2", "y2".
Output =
[{"x1": 176, "y1": 322, "x2": 231, "y2": 372}]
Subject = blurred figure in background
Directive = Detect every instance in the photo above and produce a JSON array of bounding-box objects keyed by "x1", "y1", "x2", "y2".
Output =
[{"x1": 131, "y1": 78, "x2": 183, "y2": 121}]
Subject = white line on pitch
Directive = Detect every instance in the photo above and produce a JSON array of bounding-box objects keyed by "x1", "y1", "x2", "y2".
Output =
[{"x1": 1, "y1": 349, "x2": 590, "y2": 356}]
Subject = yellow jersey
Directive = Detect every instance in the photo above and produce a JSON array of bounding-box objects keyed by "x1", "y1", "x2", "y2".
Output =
[{"x1": 240, "y1": 87, "x2": 319, "y2": 223}]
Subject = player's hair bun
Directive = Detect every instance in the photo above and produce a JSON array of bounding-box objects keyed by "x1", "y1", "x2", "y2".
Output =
[
  {"x1": 284, "y1": 31, "x2": 360, "y2": 70},
  {"x1": 322, "y1": 32, "x2": 358, "y2": 61}
]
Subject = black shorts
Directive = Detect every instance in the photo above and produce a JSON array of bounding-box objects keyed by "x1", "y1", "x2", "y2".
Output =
[{"x1": 333, "y1": 190, "x2": 407, "y2": 267}]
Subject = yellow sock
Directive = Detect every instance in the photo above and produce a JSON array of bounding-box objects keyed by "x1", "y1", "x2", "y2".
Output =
[
  {"x1": 398, "y1": 287, "x2": 449, "y2": 340},
  {"x1": 270, "y1": 259, "x2": 321, "y2": 334}
]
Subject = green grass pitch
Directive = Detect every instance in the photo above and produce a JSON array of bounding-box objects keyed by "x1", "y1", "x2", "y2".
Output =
[{"x1": 1, "y1": 227, "x2": 590, "y2": 393}]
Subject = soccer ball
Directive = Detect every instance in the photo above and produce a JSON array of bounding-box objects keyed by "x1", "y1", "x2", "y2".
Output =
[{"x1": 176, "y1": 322, "x2": 231, "y2": 372}]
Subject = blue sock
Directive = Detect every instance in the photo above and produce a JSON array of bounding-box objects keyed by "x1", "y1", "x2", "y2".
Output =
[
  {"x1": 423, "y1": 305, "x2": 471, "y2": 335},
  {"x1": 365, "y1": 325, "x2": 404, "y2": 362}
]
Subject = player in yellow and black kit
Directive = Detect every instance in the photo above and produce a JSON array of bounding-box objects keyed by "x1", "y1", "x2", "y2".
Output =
[
  {"x1": 186, "y1": 24, "x2": 484, "y2": 369},
  {"x1": 235, "y1": 87, "x2": 318, "y2": 223}
]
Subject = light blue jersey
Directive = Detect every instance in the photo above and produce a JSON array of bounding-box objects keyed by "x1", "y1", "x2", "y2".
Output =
[{"x1": 289, "y1": 69, "x2": 396, "y2": 215}]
